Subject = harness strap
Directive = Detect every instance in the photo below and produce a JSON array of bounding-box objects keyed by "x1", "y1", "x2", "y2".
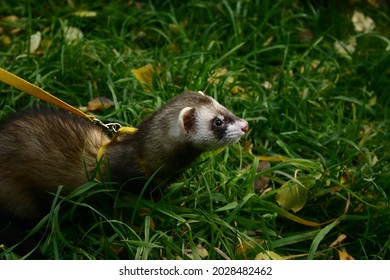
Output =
[{"x1": 96, "y1": 126, "x2": 138, "y2": 161}]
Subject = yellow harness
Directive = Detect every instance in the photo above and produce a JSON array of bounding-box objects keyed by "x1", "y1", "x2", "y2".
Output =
[{"x1": 0, "y1": 68, "x2": 138, "y2": 160}]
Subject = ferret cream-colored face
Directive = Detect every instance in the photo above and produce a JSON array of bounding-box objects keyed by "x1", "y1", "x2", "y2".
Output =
[
  {"x1": 192, "y1": 104, "x2": 249, "y2": 149},
  {"x1": 176, "y1": 91, "x2": 248, "y2": 150}
]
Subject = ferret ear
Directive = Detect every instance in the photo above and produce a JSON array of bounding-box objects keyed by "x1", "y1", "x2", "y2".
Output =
[{"x1": 179, "y1": 107, "x2": 195, "y2": 134}]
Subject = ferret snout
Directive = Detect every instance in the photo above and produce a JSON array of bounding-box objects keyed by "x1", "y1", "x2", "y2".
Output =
[{"x1": 240, "y1": 120, "x2": 249, "y2": 133}]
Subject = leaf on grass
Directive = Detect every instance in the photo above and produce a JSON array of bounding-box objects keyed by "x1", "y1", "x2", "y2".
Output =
[
  {"x1": 352, "y1": 11, "x2": 375, "y2": 33},
  {"x1": 259, "y1": 200, "x2": 329, "y2": 227},
  {"x1": 334, "y1": 37, "x2": 356, "y2": 59},
  {"x1": 255, "y1": 250, "x2": 284, "y2": 260},
  {"x1": 235, "y1": 238, "x2": 264, "y2": 258},
  {"x1": 262, "y1": 36, "x2": 274, "y2": 47},
  {"x1": 183, "y1": 244, "x2": 209, "y2": 260},
  {"x1": 358, "y1": 124, "x2": 377, "y2": 147},
  {"x1": 73, "y1": 10, "x2": 97, "y2": 17},
  {"x1": 29, "y1": 31, "x2": 41, "y2": 54},
  {"x1": 64, "y1": 26, "x2": 83, "y2": 44},
  {"x1": 255, "y1": 250, "x2": 307, "y2": 260},
  {"x1": 213, "y1": 247, "x2": 230, "y2": 260},
  {"x1": 1, "y1": 15, "x2": 23, "y2": 36},
  {"x1": 298, "y1": 29, "x2": 314, "y2": 43},
  {"x1": 87, "y1": 97, "x2": 114, "y2": 111},
  {"x1": 231, "y1": 85, "x2": 245, "y2": 94},
  {"x1": 131, "y1": 64, "x2": 154, "y2": 91},
  {"x1": 275, "y1": 176, "x2": 315, "y2": 213},
  {"x1": 3, "y1": 15, "x2": 19, "y2": 23},
  {"x1": 196, "y1": 245, "x2": 209, "y2": 259},
  {"x1": 208, "y1": 68, "x2": 234, "y2": 86},
  {"x1": 256, "y1": 154, "x2": 289, "y2": 162},
  {"x1": 1, "y1": 35, "x2": 11, "y2": 45},
  {"x1": 261, "y1": 81, "x2": 272, "y2": 89},
  {"x1": 338, "y1": 248, "x2": 355, "y2": 260},
  {"x1": 254, "y1": 161, "x2": 271, "y2": 193}
]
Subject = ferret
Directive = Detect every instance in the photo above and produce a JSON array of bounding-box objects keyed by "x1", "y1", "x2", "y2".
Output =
[{"x1": 0, "y1": 91, "x2": 248, "y2": 256}]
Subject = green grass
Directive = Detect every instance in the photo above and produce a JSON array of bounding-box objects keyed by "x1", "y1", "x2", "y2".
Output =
[{"x1": 0, "y1": 0, "x2": 389, "y2": 260}]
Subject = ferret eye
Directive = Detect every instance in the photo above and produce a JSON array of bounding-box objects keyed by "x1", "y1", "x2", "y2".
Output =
[{"x1": 213, "y1": 118, "x2": 223, "y2": 127}]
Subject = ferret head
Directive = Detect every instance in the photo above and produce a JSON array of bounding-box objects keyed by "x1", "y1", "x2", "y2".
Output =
[{"x1": 177, "y1": 91, "x2": 249, "y2": 150}]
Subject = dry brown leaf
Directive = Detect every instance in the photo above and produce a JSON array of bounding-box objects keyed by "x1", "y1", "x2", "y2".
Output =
[
  {"x1": 330, "y1": 234, "x2": 347, "y2": 248},
  {"x1": 298, "y1": 29, "x2": 313, "y2": 42},
  {"x1": 109, "y1": 244, "x2": 124, "y2": 256},
  {"x1": 131, "y1": 64, "x2": 154, "y2": 91},
  {"x1": 256, "y1": 155, "x2": 289, "y2": 162},
  {"x1": 87, "y1": 97, "x2": 114, "y2": 111},
  {"x1": 2, "y1": 15, "x2": 23, "y2": 35},
  {"x1": 213, "y1": 247, "x2": 231, "y2": 260},
  {"x1": 148, "y1": 217, "x2": 155, "y2": 231},
  {"x1": 235, "y1": 238, "x2": 264, "y2": 258},
  {"x1": 262, "y1": 36, "x2": 273, "y2": 47},
  {"x1": 254, "y1": 162, "x2": 271, "y2": 193}
]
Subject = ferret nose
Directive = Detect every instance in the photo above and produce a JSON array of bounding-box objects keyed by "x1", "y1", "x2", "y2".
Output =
[{"x1": 241, "y1": 121, "x2": 249, "y2": 133}]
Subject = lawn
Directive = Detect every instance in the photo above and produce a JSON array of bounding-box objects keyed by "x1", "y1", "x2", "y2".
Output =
[{"x1": 0, "y1": 0, "x2": 389, "y2": 260}]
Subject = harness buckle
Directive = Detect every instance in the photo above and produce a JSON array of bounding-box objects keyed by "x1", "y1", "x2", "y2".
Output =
[{"x1": 92, "y1": 118, "x2": 122, "y2": 134}]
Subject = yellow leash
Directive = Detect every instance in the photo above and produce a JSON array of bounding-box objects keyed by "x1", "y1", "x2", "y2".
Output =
[
  {"x1": 0, "y1": 68, "x2": 96, "y2": 122},
  {"x1": 0, "y1": 67, "x2": 138, "y2": 160}
]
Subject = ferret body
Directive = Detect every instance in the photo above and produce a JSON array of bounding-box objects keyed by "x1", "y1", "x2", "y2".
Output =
[{"x1": 0, "y1": 91, "x2": 248, "y2": 255}]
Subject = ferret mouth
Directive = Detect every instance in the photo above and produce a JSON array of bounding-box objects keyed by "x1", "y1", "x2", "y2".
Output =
[
  {"x1": 224, "y1": 132, "x2": 245, "y2": 143},
  {"x1": 224, "y1": 120, "x2": 248, "y2": 143}
]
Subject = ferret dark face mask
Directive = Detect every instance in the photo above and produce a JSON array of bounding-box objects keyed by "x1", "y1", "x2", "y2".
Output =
[{"x1": 184, "y1": 94, "x2": 249, "y2": 150}]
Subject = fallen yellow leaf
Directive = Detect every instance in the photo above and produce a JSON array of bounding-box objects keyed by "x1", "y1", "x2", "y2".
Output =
[
  {"x1": 275, "y1": 177, "x2": 314, "y2": 213},
  {"x1": 338, "y1": 248, "x2": 355, "y2": 260},
  {"x1": 208, "y1": 68, "x2": 234, "y2": 86},
  {"x1": 131, "y1": 64, "x2": 154, "y2": 91},
  {"x1": 1, "y1": 35, "x2": 11, "y2": 45}
]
